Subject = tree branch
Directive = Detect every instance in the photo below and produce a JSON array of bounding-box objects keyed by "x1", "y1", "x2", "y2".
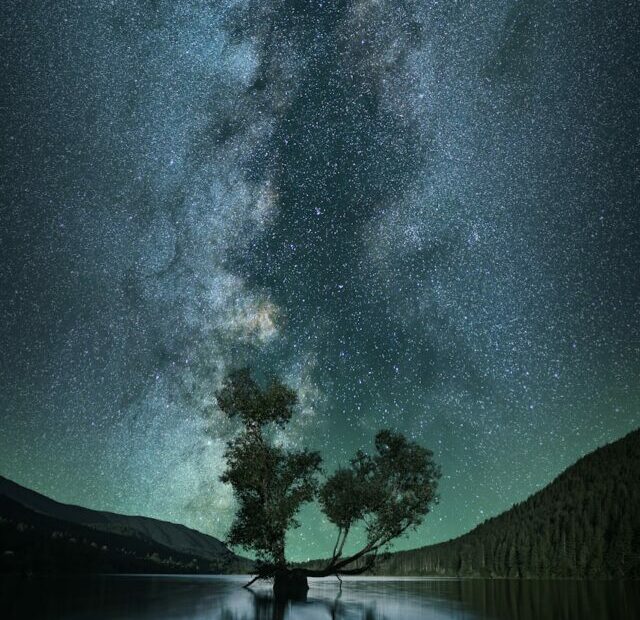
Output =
[
  {"x1": 331, "y1": 527, "x2": 343, "y2": 560},
  {"x1": 336, "y1": 526, "x2": 350, "y2": 557},
  {"x1": 243, "y1": 574, "x2": 261, "y2": 589},
  {"x1": 305, "y1": 520, "x2": 414, "y2": 578}
]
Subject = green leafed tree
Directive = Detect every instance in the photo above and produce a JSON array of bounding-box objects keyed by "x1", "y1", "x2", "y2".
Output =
[
  {"x1": 216, "y1": 368, "x2": 322, "y2": 569},
  {"x1": 214, "y1": 368, "x2": 441, "y2": 597}
]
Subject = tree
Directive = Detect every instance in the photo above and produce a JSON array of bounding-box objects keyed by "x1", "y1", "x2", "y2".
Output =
[
  {"x1": 215, "y1": 368, "x2": 441, "y2": 597},
  {"x1": 216, "y1": 368, "x2": 321, "y2": 570}
]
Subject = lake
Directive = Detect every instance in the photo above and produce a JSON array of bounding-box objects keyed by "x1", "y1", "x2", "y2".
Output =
[{"x1": 3, "y1": 575, "x2": 638, "y2": 619}]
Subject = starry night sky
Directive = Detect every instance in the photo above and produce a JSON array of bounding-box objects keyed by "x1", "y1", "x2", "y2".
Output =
[{"x1": 1, "y1": 0, "x2": 639, "y2": 561}]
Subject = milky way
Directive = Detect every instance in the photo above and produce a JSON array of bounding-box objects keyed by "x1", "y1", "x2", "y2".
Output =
[{"x1": 1, "y1": 0, "x2": 639, "y2": 561}]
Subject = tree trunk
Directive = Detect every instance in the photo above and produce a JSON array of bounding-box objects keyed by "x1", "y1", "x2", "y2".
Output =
[
  {"x1": 245, "y1": 542, "x2": 378, "y2": 599},
  {"x1": 273, "y1": 569, "x2": 309, "y2": 600}
]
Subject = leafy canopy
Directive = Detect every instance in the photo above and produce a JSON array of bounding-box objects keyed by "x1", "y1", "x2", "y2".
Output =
[
  {"x1": 321, "y1": 430, "x2": 440, "y2": 549},
  {"x1": 216, "y1": 368, "x2": 320, "y2": 565}
]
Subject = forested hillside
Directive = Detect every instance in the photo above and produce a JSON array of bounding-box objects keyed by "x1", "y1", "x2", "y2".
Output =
[{"x1": 376, "y1": 428, "x2": 640, "y2": 578}]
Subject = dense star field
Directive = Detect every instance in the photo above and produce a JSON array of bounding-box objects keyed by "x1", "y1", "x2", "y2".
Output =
[{"x1": 1, "y1": 1, "x2": 638, "y2": 561}]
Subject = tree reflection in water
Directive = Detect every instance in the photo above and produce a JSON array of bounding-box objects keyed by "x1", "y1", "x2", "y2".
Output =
[
  {"x1": 215, "y1": 578, "x2": 639, "y2": 620},
  {"x1": 220, "y1": 588, "x2": 384, "y2": 620}
]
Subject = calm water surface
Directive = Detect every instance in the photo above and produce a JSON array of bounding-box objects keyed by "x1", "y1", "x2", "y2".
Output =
[{"x1": 3, "y1": 575, "x2": 638, "y2": 619}]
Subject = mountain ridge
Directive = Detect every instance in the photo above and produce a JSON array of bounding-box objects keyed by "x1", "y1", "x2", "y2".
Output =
[{"x1": 0, "y1": 474, "x2": 245, "y2": 570}]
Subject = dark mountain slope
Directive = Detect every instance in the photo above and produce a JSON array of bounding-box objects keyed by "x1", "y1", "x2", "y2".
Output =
[
  {"x1": 375, "y1": 428, "x2": 640, "y2": 578},
  {"x1": 0, "y1": 494, "x2": 231, "y2": 574},
  {"x1": 0, "y1": 475, "x2": 233, "y2": 563}
]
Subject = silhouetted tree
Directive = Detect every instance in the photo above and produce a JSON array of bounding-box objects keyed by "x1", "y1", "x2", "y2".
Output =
[
  {"x1": 215, "y1": 368, "x2": 441, "y2": 597},
  {"x1": 216, "y1": 369, "x2": 321, "y2": 572}
]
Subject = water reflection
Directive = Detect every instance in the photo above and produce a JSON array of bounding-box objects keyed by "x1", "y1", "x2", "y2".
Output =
[
  {"x1": 219, "y1": 585, "x2": 464, "y2": 620},
  {"x1": 3, "y1": 575, "x2": 638, "y2": 619}
]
